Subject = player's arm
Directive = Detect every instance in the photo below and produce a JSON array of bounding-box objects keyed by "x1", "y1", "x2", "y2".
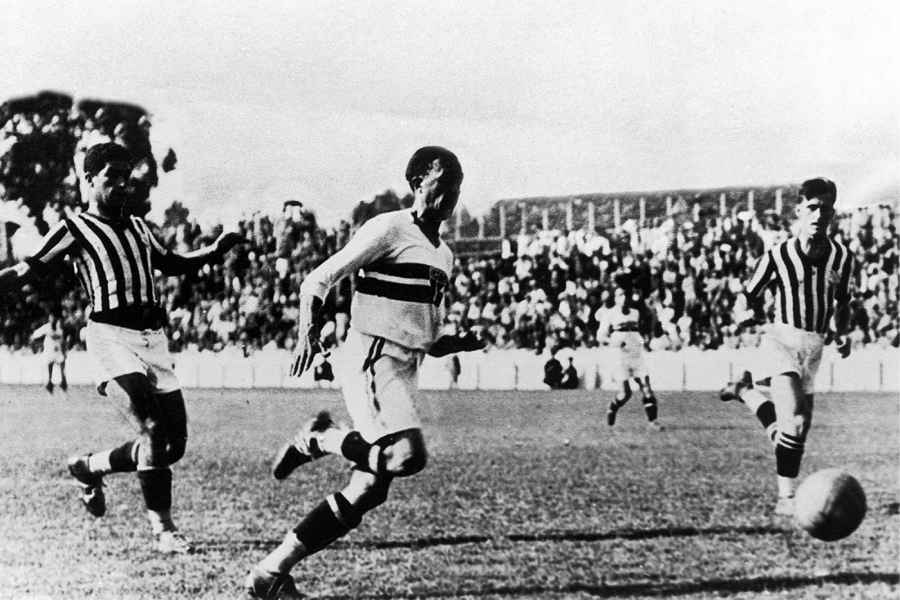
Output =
[
  {"x1": 29, "y1": 323, "x2": 50, "y2": 341},
  {"x1": 0, "y1": 262, "x2": 32, "y2": 294},
  {"x1": 141, "y1": 219, "x2": 245, "y2": 276},
  {"x1": 831, "y1": 253, "x2": 855, "y2": 358},
  {"x1": 739, "y1": 250, "x2": 776, "y2": 324},
  {"x1": 290, "y1": 217, "x2": 393, "y2": 376},
  {"x1": 0, "y1": 221, "x2": 73, "y2": 294}
]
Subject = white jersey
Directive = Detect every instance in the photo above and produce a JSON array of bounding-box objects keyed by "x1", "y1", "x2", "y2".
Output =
[
  {"x1": 601, "y1": 305, "x2": 648, "y2": 380},
  {"x1": 601, "y1": 305, "x2": 643, "y2": 351},
  {"x1": 31, "y1": 321, "x2": 65, "y2": 356},
  {"x1": 301, "y1": 210, "x2": 452, "y2": 351}
]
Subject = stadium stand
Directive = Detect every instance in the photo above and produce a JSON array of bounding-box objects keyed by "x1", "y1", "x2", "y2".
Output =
[{"x1": 1, "y1": 92, "x2": 898, "y2": 359}]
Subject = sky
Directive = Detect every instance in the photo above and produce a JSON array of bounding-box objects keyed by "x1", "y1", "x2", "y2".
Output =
[{"x1": 2, "y1": 0, "x2": 899, "y2": 226}]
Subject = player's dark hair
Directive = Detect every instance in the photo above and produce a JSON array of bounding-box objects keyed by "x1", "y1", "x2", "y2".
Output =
[
  {"x1": 83, "y1": 142, "x2": 134, "y2": 177},
  {"x1": 799, "y1": 177, "x2": 837, "y2": 202},
  {"x1": 405, "y1": 146, "x2": 463, "y2": 191}
]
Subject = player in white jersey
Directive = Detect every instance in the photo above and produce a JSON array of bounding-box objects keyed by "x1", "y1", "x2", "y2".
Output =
[
  {"x1": 30, "y1": 312, "x2": 68, "y2": 394},
  {"x1": 245, "y1": 147, "x2": 484, "y2": 599},
  {"x1": 720, "y1": 178, "x2": 853, "y2": 516},
  {"x1": 598, "y1": 287, "x2": 662, "y2": 429}
]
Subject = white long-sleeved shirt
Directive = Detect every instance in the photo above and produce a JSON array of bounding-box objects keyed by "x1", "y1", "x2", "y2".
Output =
[{"x1": 301, "y1": 210, "x2": 452, "y2": 351}]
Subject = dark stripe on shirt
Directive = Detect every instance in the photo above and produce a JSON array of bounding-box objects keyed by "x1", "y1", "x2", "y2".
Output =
[
  {"x1": 779, "y1": 243, "x2": 803, "y2": 328},
  {"x1": 356, "y1": 276, "x2": 436, "y2": 304},
  {"x1": 800, "y1": 253, "x2": 814, "y2": 332},
  {"x1": 80, "y1": 216, "x2": 129, "y2": 308},
  {"x1": 74, "y1": 256, "x2": 94, "y2": 305},
  {"x1": 111, "y1": 224, "x2": 144, "y2": 304},
  {"x1": 128, "y1": 219, "x2": 157, "y2": 303},
  {"x1": 65, "y1": 218, "x2": 111, "y2": 312},
  {"x1": 29, "y1": 223, "x2": 69, "y2": 263},
  {"x1": 815, "y1": 251, "x2": 827, "y2": 332},
  {"x1": 366, "y1": 262, "x2": 435, "y2": 279}
]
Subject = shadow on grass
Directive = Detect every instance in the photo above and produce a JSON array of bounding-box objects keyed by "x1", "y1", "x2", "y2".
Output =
[
  {"x1": 317, "y1": 572, "x2": 900, "y2": 599},
  {"x1": 199, "y1": 524, "x2": 787, "y2": 551}
]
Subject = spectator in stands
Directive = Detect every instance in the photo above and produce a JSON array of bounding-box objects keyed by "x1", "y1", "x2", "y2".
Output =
[
  {"x1": 543, "y1": 352, "x2": 563, "y2": 389},
  {"x1": 560, "y1": 356, "x2": 579, "y2": 390}
]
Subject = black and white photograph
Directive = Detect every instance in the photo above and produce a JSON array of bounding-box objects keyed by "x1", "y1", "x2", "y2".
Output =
[{"x1": 1, "y1": 1, "x2": 898, "y2": 598}]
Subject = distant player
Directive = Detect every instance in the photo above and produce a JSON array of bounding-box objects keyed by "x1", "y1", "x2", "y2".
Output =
[
  {"x1": 245, "y1": 147, "x2": 484, "y2": 599},
  {"x1": 599, "y1": 287, "x2": 662, "y2": 429},
  {"x1": 721, "y1": 178, "x2": 853, "y2": 516},
  {"x1": 0, "y1": 142, "x2": 244, "y2": 553},
  {"x1": 30, "y1": 312, "x2": 68, "y2": 394}
]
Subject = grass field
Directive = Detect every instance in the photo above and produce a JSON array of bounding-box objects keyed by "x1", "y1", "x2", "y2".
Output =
[{"x1": 0, "y1": 384, "x2": 897, "y2": 600}]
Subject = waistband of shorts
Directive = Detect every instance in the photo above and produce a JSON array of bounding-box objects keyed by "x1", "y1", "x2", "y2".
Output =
[
  {"x1": 90, "y1": 305, "x2": 167, "y2": 331},
  {"x1": 350, "y1": 328, "x2": 424, "y2": 360},
  {"x1": 768, "y1": 322, "x2": 826, "y2": 339}
]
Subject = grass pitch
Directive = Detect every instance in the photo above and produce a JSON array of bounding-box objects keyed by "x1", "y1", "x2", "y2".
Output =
[{"x1": 0, "y1": 385, "x2": 897, "y2": 599}]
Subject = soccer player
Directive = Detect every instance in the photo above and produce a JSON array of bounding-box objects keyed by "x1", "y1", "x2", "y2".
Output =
[
  {"x1": 599, "y1": 287, "x2": 662, "y2": 429},
  {"x1": 720, "y1": 178, "x2": 853, "y2": 516},
  {"x1": 0, "y1": 142, "x2": 244, "y2": 553},
  {"x1": 30, "y1": 312, "x2": 68, "y2": 395},
  {"x1": 244, "y1": 147, "x2": 484, "y2": 599}
]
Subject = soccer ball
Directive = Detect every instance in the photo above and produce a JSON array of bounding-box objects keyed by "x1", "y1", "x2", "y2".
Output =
[{"x1": 794, "y1": 469, "x2": 867, "y2": 541}]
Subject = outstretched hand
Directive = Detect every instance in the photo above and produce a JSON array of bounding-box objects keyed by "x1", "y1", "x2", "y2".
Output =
[
  {"x1": 289, "y1": 295, "x2": 324, "y2": 377},
  {"x1": 290, "y1": 335, "x2": 322, "y2": 378}
]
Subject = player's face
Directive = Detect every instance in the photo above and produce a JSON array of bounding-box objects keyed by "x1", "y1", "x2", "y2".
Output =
[
  {"x1": 88, "y1": 160, "x2": 133, "y2": 216},
  {"x1": 614, "y1": 289, "x2": 626, "y2": 307},
  {"x1": 796, "y1": 193, "x2": 835, "y2": 240}
]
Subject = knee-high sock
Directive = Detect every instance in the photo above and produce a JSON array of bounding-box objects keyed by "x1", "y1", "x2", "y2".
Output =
[
  {"x1": 259, "y1": 493, "x2": 363, "y2": 574},
  {"x1": 642, "y1": 395, "x2": 658, "y2": 422},
  {"x1": 137, "y1": 468, "x2": 175, "y2": 533},
  {"x1": 774, "y1": 431, "x2": 805, "y2": 495}
]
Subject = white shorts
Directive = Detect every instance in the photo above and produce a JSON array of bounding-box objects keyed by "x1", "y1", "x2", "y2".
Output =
[
  {"x1": 760, "y1": 323, "x2": 825, "y2": 394},
  {"x1": 337, "y1": 329, "x2": 423, "y2": 443},
  {"x1": 42, "y1": 351, "x2": 65, "y2": 365},
  {"x1": 84, "y1": 321, "x2": 180, "y2": 395},
  {"x1": 610, "y1": 331, "x2": 648, "y2": 381}
]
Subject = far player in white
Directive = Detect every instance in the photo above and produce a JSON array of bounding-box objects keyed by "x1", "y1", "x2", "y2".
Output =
[
  {"x1": 245, "y1": 147, "x2": 484, "y2": 599},
  {"x1": 31, "y1": 312, "x2": 68, "y2": 395},
  {"x1": 599, "y1": 287, "x2": 662, "y2": 429}
]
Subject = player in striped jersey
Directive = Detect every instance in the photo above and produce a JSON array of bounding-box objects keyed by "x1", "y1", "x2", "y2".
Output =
[
  {"x1": 245, "y1": 147, "x2": 485, "y2": 599},
  {"x1": 0, "y1": 143, "x2": 244, "y2": 553},
  {"x1": 720, "y1": 178, "x2": 853, "y2": 516}
]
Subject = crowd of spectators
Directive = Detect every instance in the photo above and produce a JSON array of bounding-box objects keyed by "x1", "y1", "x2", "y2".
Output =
[
  {"x1": 443, "y1": 204, "x2": 899, "y2": 355},
  {"x1": 2, "y1": 197, "x2": 897, "y2": 358}
]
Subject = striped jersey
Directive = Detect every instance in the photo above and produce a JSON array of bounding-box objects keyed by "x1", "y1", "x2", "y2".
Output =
[
  {"x1": 25, "y1": 212, "x2": 168, "y2": 326},
  {"x1": 301, "y1": 210, "x2": 452, "y2": 351},
  {"x1": 745, "y1": 238, "x2": 853, "y2": 334}
]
